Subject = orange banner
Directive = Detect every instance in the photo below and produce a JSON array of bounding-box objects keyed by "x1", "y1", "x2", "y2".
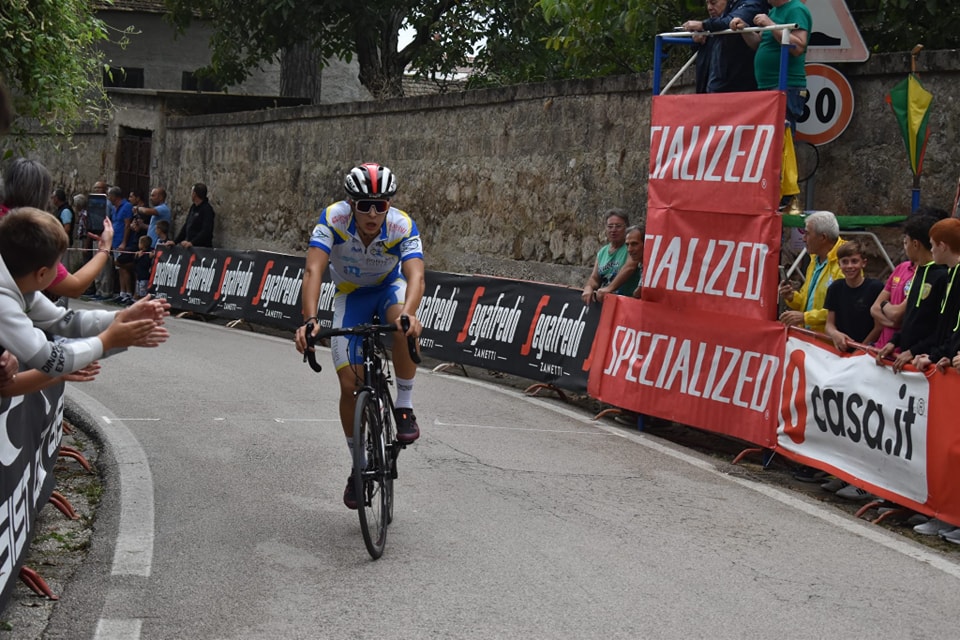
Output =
[
  {"x1": 588, "y1": 296, "x2": 784, "y2": 446},
  {"x1": 648, "y1": 91, "x2": 785, "y2": 215},
  {"x1": 642, "y1": 207, "x2": 781, "y2": 320}
]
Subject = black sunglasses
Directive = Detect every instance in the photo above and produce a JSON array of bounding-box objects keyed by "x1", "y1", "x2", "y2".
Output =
[{"x1": 355, "y1": 199, "x2": 390, "y2": 214}]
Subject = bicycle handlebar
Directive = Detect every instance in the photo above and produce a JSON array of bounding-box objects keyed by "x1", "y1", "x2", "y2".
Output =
[{"x1": 302, "y1": 314, "x2": 421, "y2": 373}]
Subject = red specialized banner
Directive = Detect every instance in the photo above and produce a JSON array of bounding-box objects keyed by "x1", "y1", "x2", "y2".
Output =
[
  {"x1": 642, "y1": 207, "x2": 781, "y2": 320},
  {"x1": 777, "y1": 331, "x2": 960, "y2": 526},
  {"x1": 648, "y1": 91, "x2": 785, "y2": 215},
  {"x1": 588, "y1": 296, "x2": 784, "y2": 446}
]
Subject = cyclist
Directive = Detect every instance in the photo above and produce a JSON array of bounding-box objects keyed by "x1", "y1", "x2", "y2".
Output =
[{"x1": 295, "y1": 163, "x2": 425, "y2": 509}]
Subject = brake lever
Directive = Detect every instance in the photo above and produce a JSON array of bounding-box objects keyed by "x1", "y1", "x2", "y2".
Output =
[
  {"x1": 399, "y1": 315, "x2": 421, "y2": 364},
  {"x1": 303, "y1": 322, "x2": 323, "y2": 373}
]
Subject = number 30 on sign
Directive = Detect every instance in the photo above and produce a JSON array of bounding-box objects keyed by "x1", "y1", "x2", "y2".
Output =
[{"x1": 796, "y1": 64, "x2": 854, "y2": 146}]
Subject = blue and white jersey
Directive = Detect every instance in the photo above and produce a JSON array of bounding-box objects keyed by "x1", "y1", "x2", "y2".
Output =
[{"x1": 308, "y1": 200, "x2": 424, "y2": 293}]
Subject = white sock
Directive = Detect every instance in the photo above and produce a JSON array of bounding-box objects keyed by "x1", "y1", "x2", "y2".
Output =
[
  {"x1": 346, "y1": 437, "x2": 366, "y2": 469},
  {"x1": 395, "y1": 377, "x2": 414, "y2": 409}
]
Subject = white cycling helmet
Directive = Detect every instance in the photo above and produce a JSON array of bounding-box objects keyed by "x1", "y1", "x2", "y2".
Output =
[{"x1": 344, "y1": 163, "x2": 398, "y2": 200}]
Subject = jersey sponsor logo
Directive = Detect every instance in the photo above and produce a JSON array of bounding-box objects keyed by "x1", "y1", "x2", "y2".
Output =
[
  {"x1": 312, "y1": 224, "x2": 334, "y2": 244},
  {"x1": 644, "y1": 235, "x2": 770, "y2": 301},
  {"x1": 602, "y1": 326, "x2": 780, "y2": 414},
  {"x1": 649, "y1": 124, "x2": 777, "y2": 184},
  {"x1": 328, "y1": 209, "x2": 352, "y2": 227},
  {"x1": 401, "y1": 237, "x2": 422, "y2": 255},
  {"x1": 387, "y1": 221, "x2": 409, "y2": 236}
]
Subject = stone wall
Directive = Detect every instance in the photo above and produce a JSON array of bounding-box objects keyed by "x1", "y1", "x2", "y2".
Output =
[{"x1": 17, "y1": 50, "x2": 960, "y2": 288}]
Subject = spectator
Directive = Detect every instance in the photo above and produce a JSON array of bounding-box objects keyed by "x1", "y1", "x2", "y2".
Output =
[
  {"x1": 0, "y1": 207, "x2": 170, "y2": 378},
  {"x1": 1, "y1": 158, "x2": 115, "y2": 299},
  {"x1": 581, "y1": 209, "x2": 638, "y2": 305},
  {"x1": 134, "y1": 235, "x2": 154, "y2": 300},
  {"x1": 687, "y1": 0, "x2": 727, "y2": 94},
  {"x1": 912, "y1": 218, "x2": 960, "y2": 374},
  {"x1": 824, "y1": 240, "x2": 884, "y2": 353},
  {"x1": 601, "y1": 225, "x2": 644, "y2": 299},
  {"x1": 174, "y1": 182, "x2": 215, "y2": 248},
  {"x1": 821, "y1": 241, "x2": 883, "y2": 501},
  {"x1": 1, "y1": 362, "x2": 103, "y2": 399},
  {"x1": 134, "y1": 187, "x2": 173, "y2": 247},
  {"x1": 683, "y1": 0, "x2": 765, "y2": 93},
  {"x1": 108, "y1": 186, "x2": 136, "y2": 305},
  {"x1": 52, "y1": 187, "x2": 73, "y2": 238},
  {"x1": 731, "y1": 0, "x2": 811, "y2": 213},
  {"x1": 778, "y1": 210, "x2": 844, "y2": 332},
  {"x1": 877, "y1": 217, "x2": 948, "y2": 373},
  {"x1": 154, "y1": 219, "x2": 172, "y2": 247},
  {"x1": 872, "y1": 215, "x2": 946, "y2": 367}
]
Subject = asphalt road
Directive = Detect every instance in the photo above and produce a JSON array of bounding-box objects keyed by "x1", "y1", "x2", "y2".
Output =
[{"x1": 42, "y1": 305, "x2": 960, "y2": 639}]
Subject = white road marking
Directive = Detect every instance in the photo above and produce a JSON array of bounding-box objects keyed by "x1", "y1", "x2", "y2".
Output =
[
  {"x1": 70, "y1": 389, "x2": 155, "y2": 638},
  {"x1": 434, "y1": 419, "x2": 614, "y2": 435},
  {"x1": 94, "y1": 618, "x2": 142, "y2": 640}
]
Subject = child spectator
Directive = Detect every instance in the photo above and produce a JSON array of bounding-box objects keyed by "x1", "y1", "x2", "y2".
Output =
[
  {"x1": 874, "y1": 215, "x2": 947, "y2": 372},
  {"x1": 824, "y1": 240, "x2": 884, "y2": 352},
  {"x1": 154, "y1": 219, "x2": 172, "y2": 248},
  {"x1": 134, "y1": 234, "x2": 154, "y2": 300},
  {"x1": 912, "y1": 218, "x2": 960, "y2": 373},
  {"x1": 0, "y1": 207, "x2": 169, "y2": 377}
]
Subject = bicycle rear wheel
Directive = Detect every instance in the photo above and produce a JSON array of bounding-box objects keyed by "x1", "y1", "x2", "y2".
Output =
[{"x1": 353, "y1": 389, "x2": 389, "y2": 559}]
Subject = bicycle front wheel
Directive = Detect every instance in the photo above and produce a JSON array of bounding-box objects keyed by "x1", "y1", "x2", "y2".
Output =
[{"x1": 353, "y1": 389, "x2": 389, "y2": 559}]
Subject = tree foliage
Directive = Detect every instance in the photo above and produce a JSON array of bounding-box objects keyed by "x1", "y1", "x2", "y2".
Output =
[
  {"x1": 467, "y1": 1, "x2": 574, "y2": 87},
  {"x1": 163, "y1": 0, "x2": 488, "y2": 99},
  {"x1": 847, "y1": 0, "x2": 960, "y2": 52},
  {"x1": 534, "y1": 0, "x2": 960, "y2": 82},
  {"x1": 0, "y1": 0, "x2": 115, "y2": 144},
  {"x1": 536, "y1": 0, "x2": 700, "y2": 77}
]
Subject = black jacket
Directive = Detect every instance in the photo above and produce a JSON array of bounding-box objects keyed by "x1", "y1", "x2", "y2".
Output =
[{"x1": 175, "y1": 199, "x2": 215, "y2": 247}]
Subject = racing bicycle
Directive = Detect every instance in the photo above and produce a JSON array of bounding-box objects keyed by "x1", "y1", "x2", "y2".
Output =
[{"x1": 303, "y1": 315, "x2": 420, "y2": 559}]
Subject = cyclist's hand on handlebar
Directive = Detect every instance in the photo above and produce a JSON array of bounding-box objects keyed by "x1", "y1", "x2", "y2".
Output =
[
  {"x1": 294, "y1": 320, "x2": 319, "y2": 354},
  {"x1": 396, "y1": 313, "x2": 422, "y2": 337}
]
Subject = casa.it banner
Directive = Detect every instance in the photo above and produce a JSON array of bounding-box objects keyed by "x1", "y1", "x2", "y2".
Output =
[
  {"x1": 776, "y1": 331, "x2": 960, "y2": 526},
  {"x1": 648, "y1": 91, "x2": 785, "y2": 215},
  {"x1": 587, "y1": 296, "x2": 784, "y2": 446},
  {"x1": 642, "y1": 207, "x2": 781, "y2": 320}
]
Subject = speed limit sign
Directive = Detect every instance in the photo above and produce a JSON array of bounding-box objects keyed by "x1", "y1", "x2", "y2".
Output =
[{"x1": 796, "y1": 64, "x2": 854, "y2": 146}]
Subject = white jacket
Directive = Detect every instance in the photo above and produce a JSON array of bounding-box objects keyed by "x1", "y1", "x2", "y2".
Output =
[{"x1": 0, "y1": 255, "x2": 117, "y2": 375}]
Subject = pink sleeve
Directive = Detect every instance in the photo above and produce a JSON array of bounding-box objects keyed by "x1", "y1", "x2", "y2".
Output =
[{"x1": 51, "y1": 262, "x2": 69, "y2": 286}]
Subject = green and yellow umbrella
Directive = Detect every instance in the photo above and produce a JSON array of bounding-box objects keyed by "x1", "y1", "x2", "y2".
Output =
[{"x1": 885, "y1": 46, "x2": 933, "y2": 212}]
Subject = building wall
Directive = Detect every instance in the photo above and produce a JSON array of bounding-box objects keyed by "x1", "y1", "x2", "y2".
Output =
[
  {"x1": 21, "y1": 51, "x2": 960, "y2": 287},
  {"x1": 99, "y1": 12, "x2": 280, "y2": 95}
]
